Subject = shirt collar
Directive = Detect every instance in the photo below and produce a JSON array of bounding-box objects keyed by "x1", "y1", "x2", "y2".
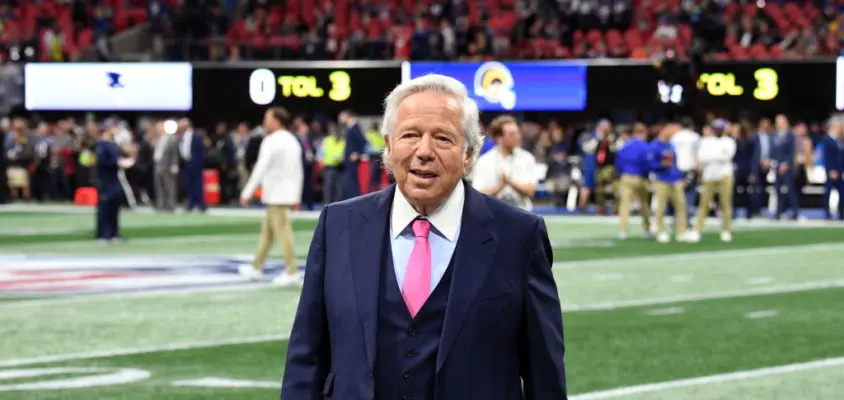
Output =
[{"x1": 390, "y1": 180, "x2": 464, "y2": 242}]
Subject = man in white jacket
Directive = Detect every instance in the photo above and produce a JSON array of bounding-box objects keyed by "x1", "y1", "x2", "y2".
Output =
[
  {"x1": 238, "y1": 107, "x2": 304, "y2": 286},
  {"x1": 688, "y1": 121, "x2": 736, "y2": 243}
]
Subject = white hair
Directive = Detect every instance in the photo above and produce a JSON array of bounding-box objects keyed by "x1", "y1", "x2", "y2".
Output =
[{"x1": 379, "y1": 74, "x2": 483, "y2": 175}]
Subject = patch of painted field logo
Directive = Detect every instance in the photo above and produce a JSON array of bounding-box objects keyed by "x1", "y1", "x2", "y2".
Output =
[{"x1": 0, "y1": 255, "x2": 297, "y2": 297}]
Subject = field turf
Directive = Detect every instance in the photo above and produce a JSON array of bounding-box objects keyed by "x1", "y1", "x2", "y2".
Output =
[{"x1": 1, "y1": 204, "x2": 843, "y2": 399}]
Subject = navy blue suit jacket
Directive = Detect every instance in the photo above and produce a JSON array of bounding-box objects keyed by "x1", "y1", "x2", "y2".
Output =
[
  {"x1": 822, "y1": 135, "x2": 842, "y2": 173},
  {"x1": 343, "y1": 124, "x2": 367, "y2": 164},
  {"x1": 185, "y1": 131, "x2": 205, "y2": 173},
  {"x1": 281, "y1": 184, "x2": 567, "y2": 400},
  {"x1": 771, "y1": 131, "x2": 795, "y2": 168}
]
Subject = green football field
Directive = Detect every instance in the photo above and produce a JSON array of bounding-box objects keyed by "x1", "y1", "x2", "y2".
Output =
[{"x1": 1, "y1": 204, "x2": 844, "y2": 399}]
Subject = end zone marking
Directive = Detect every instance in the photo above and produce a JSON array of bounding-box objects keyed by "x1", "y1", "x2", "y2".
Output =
[{"x1": 570, "y1": 356, "x2": 844, "y2": 399}]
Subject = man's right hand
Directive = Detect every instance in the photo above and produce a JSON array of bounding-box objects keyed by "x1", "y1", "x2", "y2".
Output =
[
  {"x1": 170, "y1": 166, "x2": 179, "y2": 175},
  {"x1": 830, "y1": 170, "x2": 840, "y2": 180},
  {"x1": 761, "y1": 160, "x2": 770, "y2": 170}
]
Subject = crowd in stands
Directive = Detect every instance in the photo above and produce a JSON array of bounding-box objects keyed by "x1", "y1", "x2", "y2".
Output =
[{"x1": 2, "y1": 0, "x2": 843, "y2": 62}]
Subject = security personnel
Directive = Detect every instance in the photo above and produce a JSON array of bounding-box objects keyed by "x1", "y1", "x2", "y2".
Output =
[
  {"x1": 822, "y1": 116, "x2": 844, "y2": 220},
  {"x1": 648, "y1": 123, "x2": 692, "y2": 243},
  {"x1": 320, "y1": 130, "x2": 346, "y2": 204},
  {"x1": 771, "y1": 114, "x2": 799, "y2": 220},
  {"x1": 365, "y1": 121, "x2": 386, "y2": 193},
  {"x1": 95, "y1": 126, "x2": 132, "y2": 243},
  {"x1": 615, "y1": 122, "x2": 652, "y2": 239},
  {"x1": 339, "y1": 109, "x2": 366, "y2": 200}
]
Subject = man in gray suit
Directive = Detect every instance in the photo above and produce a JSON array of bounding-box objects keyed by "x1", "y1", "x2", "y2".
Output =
[{"x1": 152, "y1": 121, "x2": 180, "y2": 211}]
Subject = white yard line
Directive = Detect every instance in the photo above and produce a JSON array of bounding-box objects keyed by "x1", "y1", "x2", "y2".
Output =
[
  {"x1": 553, "y1": 242, "x2": 844, "y2": 269},
  {"x1": 570, "y1": 357, "x2": 844, "y2": 399},
  {"x1": 562, "y1": 279, "x2": 844, "y2": 312},
  {"x1": 0, "y1": 334, "x2": 291, "y2": 368}
]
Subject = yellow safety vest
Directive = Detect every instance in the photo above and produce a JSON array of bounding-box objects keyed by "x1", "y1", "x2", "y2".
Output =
[
  {"x1": 322, "y1": 136, "x2": 346, "y2": 167},
  {"x1": 365, "y1": 130, "x2": 386, "y2": 152}
]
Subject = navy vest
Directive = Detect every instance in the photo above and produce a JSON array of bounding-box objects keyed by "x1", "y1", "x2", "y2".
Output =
[{"x1": 375, "y1": 232, "x2": 455, "y2": 400}]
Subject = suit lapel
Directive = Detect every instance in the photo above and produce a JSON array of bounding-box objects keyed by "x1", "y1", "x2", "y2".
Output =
[
  {"x1": 437, "y1": 185, "x2": 497, "y2": 371},
  {"x1": 348, "y1": 186, "x2": 394, "y2": 372}
]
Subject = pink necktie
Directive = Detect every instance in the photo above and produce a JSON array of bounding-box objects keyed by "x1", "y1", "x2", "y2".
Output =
[{"x1": 402, "y1": 219, "x2": 432, "y2": 318}]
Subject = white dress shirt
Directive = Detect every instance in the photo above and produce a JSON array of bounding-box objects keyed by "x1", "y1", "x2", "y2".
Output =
[
  {"x1": 240, "y1": 129, "x2": 304, "y2": 206},
  {"x1": 180, "y1": 129, "x2": 193, "y2": 160},
  {"x1": 671, "y1": 128, "x2": 701, "y2": 172},
  {"x1": 697, "y1": 135, "x2": 737, "y2": 182},
  {"x1": 471, "y1": 147, "x2": 538, "y2": 211},
  {"x1": 390, "y1": 180, "x2": 464, "y2": 294}
]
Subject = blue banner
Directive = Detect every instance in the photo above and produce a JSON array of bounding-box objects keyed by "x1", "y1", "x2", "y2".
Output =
[{"x1": 403, "y1": 61, "x2": 587, "y2": 111}]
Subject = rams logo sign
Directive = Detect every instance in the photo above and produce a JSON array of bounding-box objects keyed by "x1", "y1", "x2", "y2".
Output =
[{"x1": 473, "y1": 62, "x2": 517, "y2": 110}]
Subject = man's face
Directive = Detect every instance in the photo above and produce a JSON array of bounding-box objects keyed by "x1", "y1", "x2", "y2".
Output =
[
  {"x1": 387, "y1": 91, "x2": 470, "y2": 212},
  {"x1": 499, "y1": 122, "x2": 521, "y2": 150},
  {"x1": 775, "y1": 115, "x2": 788, "y2": 131}
]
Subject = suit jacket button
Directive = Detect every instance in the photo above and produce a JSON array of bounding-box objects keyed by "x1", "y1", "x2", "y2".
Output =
[
  {"x1": 405, "y1": 348, "x2": 415, "y2": 358},
  {"x1": 402, "y1": 371, "x2": 411, "y2": 379},
  {"x1": 399, "y1": 391, "x2": 409, "y2": 400},
  {"x1": 407, "y1": 326, "x2": 417, "y2": 336}
]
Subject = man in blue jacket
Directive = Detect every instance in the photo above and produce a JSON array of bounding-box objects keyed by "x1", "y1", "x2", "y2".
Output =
[
  {"x1": 822, "y1": 116, "x2": 844, "y2": 220},
  {"x1": 615, "y1": 122, "x2": 652, "y2": 239},
  {"x1": 649, "y1": 123, "x2": 691, "y2": 243},
  {"x1": 771, "y1": 114, "x2": 799, "y2": 219},
  {"x1": 95, "y1": 125, "x2": 133, "y2": 243},
  {"x1": 340, "y1": 109, "x2": 367, "y2": 200}
]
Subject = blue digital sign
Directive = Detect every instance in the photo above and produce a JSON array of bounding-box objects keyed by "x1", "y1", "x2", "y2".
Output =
[{"x1": 403, "y1": 61, "x2": 587, "y2": 111}]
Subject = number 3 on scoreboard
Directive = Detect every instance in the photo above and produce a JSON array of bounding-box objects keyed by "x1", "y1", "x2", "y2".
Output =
[
  {"x1": 328, "y1": 71, "x2": 352, "y2": 102},
  {"x1": 753, "y1": 68, "x2": 778, "y2": 101}
]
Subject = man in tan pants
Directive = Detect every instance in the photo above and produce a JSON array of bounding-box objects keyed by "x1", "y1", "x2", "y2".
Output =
[
  {"x1": 238, "y1": 107, "x2": 304, "y2": 286},
  {"x1": 688, "y1": 122, "x2": 737, "y2": 243},
  {"x1": 648, "y1": 123, "x2": 693, "y2": 243},
  {"x1": 615, "y1": 124, "x2": 652, "y2": 239}
]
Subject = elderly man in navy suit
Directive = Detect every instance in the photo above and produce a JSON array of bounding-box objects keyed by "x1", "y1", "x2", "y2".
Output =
[
  {"x1": 281, "y1": 74, "x2": 567, "y2": 400},
  {"x1": 178, "y1": 118, "x2": 206, "y2": 212},
  {"x1": 822, "y1": 115, "x2": 844, "y2": 220}
]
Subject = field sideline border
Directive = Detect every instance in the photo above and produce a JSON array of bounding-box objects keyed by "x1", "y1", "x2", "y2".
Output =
[{"x1": 2, "y1": 203, "x2": 842, "y2": 228}]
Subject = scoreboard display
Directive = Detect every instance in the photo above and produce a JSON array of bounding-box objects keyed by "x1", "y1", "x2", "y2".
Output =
[{"x1": 191, "y1": 62, "x2": 402, "y2": 123}]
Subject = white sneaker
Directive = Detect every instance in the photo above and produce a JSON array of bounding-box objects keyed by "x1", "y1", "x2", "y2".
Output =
[
  {"x1": 273, "y1": 272, "x2": 304, "y2": 287},
  {"x1": 618, "y1": 232, "x2": 629, "y2": 240},
  {"x1": 683, "y1": 231, "x2": 701, "y2": 243},
  {"x1": 720, "y1": 231, "x2": 732, "y2": 242},
  {"x1": 238, "y1": 264, "x2": 264, "y2": 281},
  {"x1": 656, "y1": 232, "x2": 670, "y2": 244}
]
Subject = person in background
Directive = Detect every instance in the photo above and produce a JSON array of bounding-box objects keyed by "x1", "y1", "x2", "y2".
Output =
[
  {"x1": 615, "y1": 122, "x2": 652, "y2": 240},
  {"x1": 793, "y1": 121, "x2": 814, "y2": 201},
  {"x1": 95, "y1": 124, "x2": 134, "y2": 243},
  {"x1": 0, "y1": 119, "x2": 8, "y2": 203},
  {"x1": 753, "y1": 117, "x2": 773, "y2": 217},
  {"x1": 294, "y1": 117, "x2": 316, "y2": 211},
  {"x1": 821, "y1": 115, "x2": 844, "y2": 220},
  {"x1": 592, "y1": 120, "x2": 617, "y2": 215},
  {"x1": 771, "y1": 114, "x2": 799, "y2": 219},
  {"x1": 238, "y1": 107, "x2": 304, "y2": 286},
  {"x1": 320, "y1": 126, "x2": 346, "y2": 204},
  {"x1": 153, "y1": 121, "x2": 180, "y2": 212},
  {"x1": 472, "y1": 114, "x2": 538, "y2": 211},
  {"x1": 339, "y1": 109, "x2": 366, "y2": 200},
  {"x1": 688, "y1": 121, "x2": 736, "y2": 243},
  {"x1": 671, "y1": 118, "x2": 701, "y2": 220},
  {"x1": 31, "y1": 122, "x2": 52, "y2": 202},
  {"x1": 732, "y1": 121, "x2": 759, "y2": 220},
  {"x1": 178, "y1": 118, "x2": 207, "y2": 212},
  {"x1": 366, "y1": 121, "x2": 386, "y2": 193},
  {"x1": 649, "y1": 123, "x2": 692, "y2": 243},
  {"x1": 6, "y1": 118, "x2": 33, "y2": 201},
  {"x1": 208, "y1": 122, "x2": 236, "y2": 204},
  {"x1": 578, "y1": 125, "x2": 598, "y2": 212}
]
